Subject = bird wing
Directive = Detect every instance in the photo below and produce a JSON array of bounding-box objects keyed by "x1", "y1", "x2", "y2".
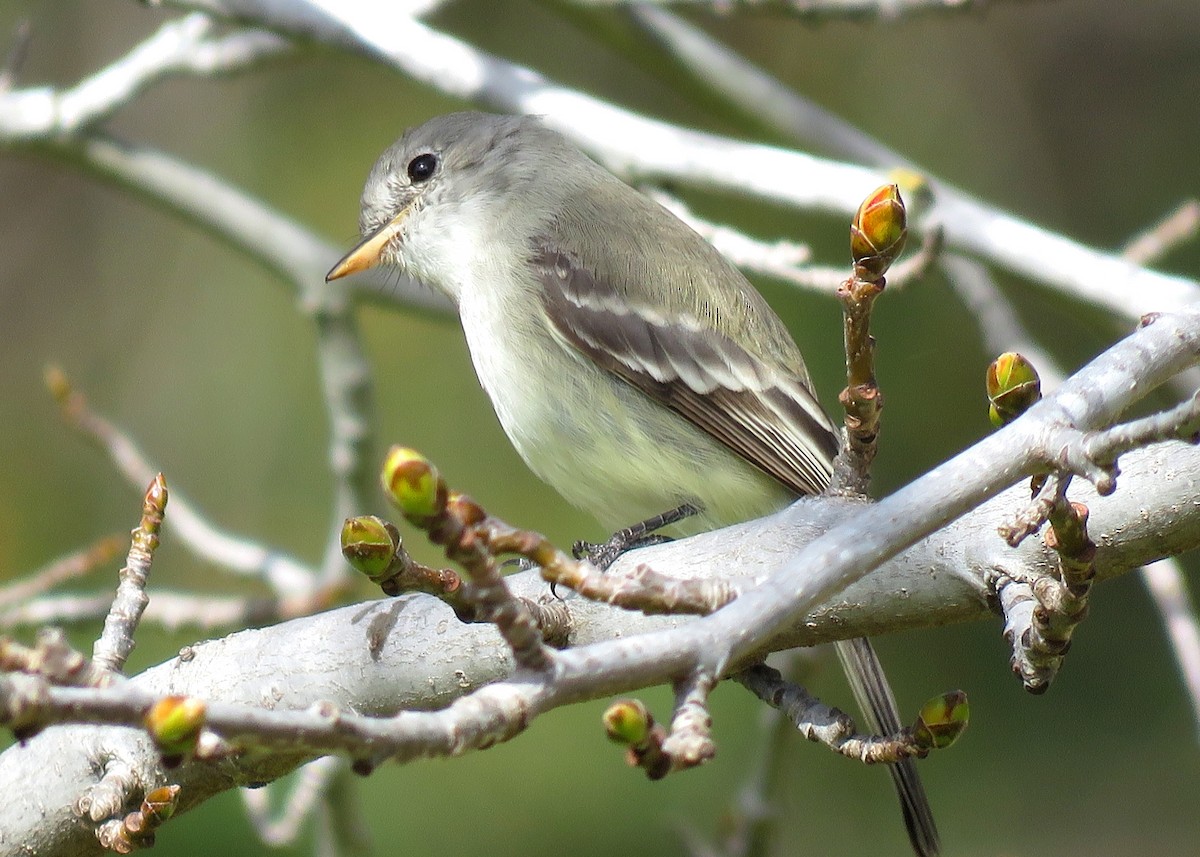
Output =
[{"x1": 530, "y1": 238, "x2": 839, "y2": 498}]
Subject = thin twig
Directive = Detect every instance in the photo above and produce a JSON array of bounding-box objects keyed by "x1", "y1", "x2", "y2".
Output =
[
  {"x1": 735, "y1": 664, "x2": 927, "y2": 763},
  {"x1": 661, "y1": 671, "x2": 717, "y2": 770},
  {"x1": 0, "y1": 534, "x2": 125, "y2": 610},
  {"x1": 0, "y1": 589, "x2": 328, "y2": 633},
  {"x1": 0, "y1": 628, "x2": 112, "y2": 690},
  {"x1": 0, "y1": 15, "x2": 292, "y2": 141},
  {"x1": 46, "y1": 366, "x2": 317, "y2": 597},
  {"x1": 1121, "y1": 199, "x2": 1200, "y2": 266},
  {"x1": 1140, "y1": 558, "x2": 1200, "y2": 740},
  {"x1": 592, "y1": 0, "x2": 1009, "y2": 20},
  {"x1": 92, "y1": 475, "x2": 167, "y2": 675},
  {"x1": 942, "y1": 253, "x2": 1062, "y2": 383},
  {"x1": 241, "y1": 756, "x2": 345, "y2": 847},
  {"x1": 614, "y1": 2, "x2": 1199, "y2": 321}
]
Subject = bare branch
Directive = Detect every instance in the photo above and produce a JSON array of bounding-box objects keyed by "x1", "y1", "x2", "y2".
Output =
[
  {"x1": 241, "y1": 757, "x2": 345, "y2": 847},
  {"x1": 1140, "y1": 559, "x2": 1200, "y2": 739},
  {"x1": 0, "y1": 628, "x2": 112, "y2": 690},
  {"x1": 1, "y1": 589, "x2": 308, "y2": 633},
  {"x1": 1080, "y1": 392, "x2": 1200, "y2": 474},
  {"x1": 619, "y1": 3, "x2": 1199, "y2": 321},
  {"x1": 0, "y1": 14, "x2": 292, "y2": 141},
  {"x1": 628, "y1": 3, "x2": 909, "y2": 168},
  {"x1": 944, "y1": 254, "x2": 1200, "y2": 728},
  {"x1": 581, "y1": 0, "x2": 1022, "y2": 20},
  {"x1": 998, "y1": 472, "x2": 1068, "y2": 548},
  {"x1": 735, "y1": 664, "x2": 929, "y2": 762},
  {"x1": 1122, "y1": 199, "x2": 1200, "y2": 266},
  {"x1": 46, "y1": 367, "x2": 318, "y2": 597},
  {"x1": 662, "y1": 671, "x2": 717, "y2": 770},
  {"x1": 942, "y1": 253, "x2": 1063, "y2": 383},
  {"x1": 0, "y1": 534, "x2": 125, "y2": 610},
  {"x1": 92, "y1": 475, "x2": 167, "y2": 675},
  {"x1": 644, "y1": 189, "x2": 823, "y2": 291}
]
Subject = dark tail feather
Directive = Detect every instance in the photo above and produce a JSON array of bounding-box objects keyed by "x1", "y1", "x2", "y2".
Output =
[{"x1": 835, "y1": 637, "x2": 941, "y2": 857}]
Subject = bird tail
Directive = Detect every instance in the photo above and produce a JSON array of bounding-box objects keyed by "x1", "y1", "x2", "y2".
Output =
[{"x1": 835, "y1": 637, "x2": 941, "y2": 857}]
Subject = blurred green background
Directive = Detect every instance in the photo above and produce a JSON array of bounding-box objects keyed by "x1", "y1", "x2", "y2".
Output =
[{"x1": 2, "y1": 1, "x2": 1199, "y2": 855}]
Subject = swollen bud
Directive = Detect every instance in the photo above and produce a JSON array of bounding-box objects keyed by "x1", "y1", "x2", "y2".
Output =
[
  {"x1": 341, "y1": 515, "x2": 401, "y2": 582},
  {"x1": 603, "y1": 698, "x2": 652, "y2": 746},
  {"x1": 380, "y1": 446, "x2": 447, "y2": 524},
  {"x1": 851, "y1": 183, "x2": 907, "y2": 282},
  {"x1": 144, "y1": 695, "x2": 206, "y2": 758},
  {"x1": 912, "y1": 690, "x2": 969, "y2": 751},
  {"x1": 986, "y1": 352, "x2": 1042, "y2": 427}
]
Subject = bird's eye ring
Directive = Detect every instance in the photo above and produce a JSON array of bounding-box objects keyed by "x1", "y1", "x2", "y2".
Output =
[{"x1": 407, "y1": 153, "x2": 438, "y2": 183}]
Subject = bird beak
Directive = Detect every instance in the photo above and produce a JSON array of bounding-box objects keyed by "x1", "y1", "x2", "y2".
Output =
[{"x1": 325, "y1": 207, "x2": 410, "y2": 282}]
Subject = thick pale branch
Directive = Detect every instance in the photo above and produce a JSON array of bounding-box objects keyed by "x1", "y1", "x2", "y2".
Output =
[
  {"x1": 3, "y1": 418, "x2": 1200, "y2": 852},
  {"x1": 701, "y1": 308, "x2": 1200, "y2": 670}
]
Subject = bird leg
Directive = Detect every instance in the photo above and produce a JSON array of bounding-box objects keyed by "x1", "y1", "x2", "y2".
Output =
[{"x1": 572, "y1": 503, "x2": 701, "y2": 571}]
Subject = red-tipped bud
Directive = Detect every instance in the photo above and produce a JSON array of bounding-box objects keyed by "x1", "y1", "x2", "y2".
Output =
[
  {"x1": 851, "y1": 184, "x2": 907, "y2": 282},
  {"x1": 140, "y1": 785, "x2": 181, "y2": 824}
]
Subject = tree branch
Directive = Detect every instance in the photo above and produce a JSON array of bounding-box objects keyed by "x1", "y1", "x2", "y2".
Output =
[{"x1": 3, "y1": 302, "x2": 1199, "y2": 852}]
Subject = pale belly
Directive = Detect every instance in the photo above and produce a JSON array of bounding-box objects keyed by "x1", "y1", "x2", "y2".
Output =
[{"x1": 457, "y1": 288, "x2": 794, "y2": 532}]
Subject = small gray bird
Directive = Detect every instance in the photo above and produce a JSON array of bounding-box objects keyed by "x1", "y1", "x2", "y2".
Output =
[{"x1": 328, "y1": 111, "x2": 938, "y2": 857}]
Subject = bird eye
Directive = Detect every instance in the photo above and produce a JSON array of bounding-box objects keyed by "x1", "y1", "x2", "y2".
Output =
[{"x1": 407, "y1": 153, "x2": 438, "y2": 183}]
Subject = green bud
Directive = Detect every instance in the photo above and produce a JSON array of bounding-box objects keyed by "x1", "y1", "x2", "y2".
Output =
[
  {"x1": 603, "y1": 699, "x2": 652, "y2": 746},
  {"x1": 380, "y1": 446, "x2": 446, "y2": 524},
  {"x1": 341, "y1": 515, "x2": 401, "y2": 581},
  {"x1": 144, "y1": 696, "x2": 206, "y2": 757},
  {"x1": 987, "y1": 352, "x2": 1042, "y2": 427},
  {"x1": 912, "y1": 690, "x2": 969, "y2": 750}
]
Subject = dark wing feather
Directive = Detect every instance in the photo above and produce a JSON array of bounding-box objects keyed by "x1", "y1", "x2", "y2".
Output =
[{"x1": 532, "y1": 243, "x2": 839, "y2": 497}]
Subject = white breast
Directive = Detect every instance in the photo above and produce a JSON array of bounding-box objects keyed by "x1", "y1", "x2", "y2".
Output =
[{"x1": 405, "y1": 203, "x2": 790, "y2": 531}]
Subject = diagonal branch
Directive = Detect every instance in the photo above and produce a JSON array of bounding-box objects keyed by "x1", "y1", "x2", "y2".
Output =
[
  {"x1": 3, "y1": 303, "x2": 1200, "y2": 853},
  {"x1": 621, "y1": 4, "x2": 1198, "y2": 322},
  {"x1": 0, "y1": 14, "x2": 292, "y2": 140}
]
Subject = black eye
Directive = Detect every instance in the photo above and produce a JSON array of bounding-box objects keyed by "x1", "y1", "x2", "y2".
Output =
[{"x1": 407, "y1": 153, "x2": 438, "y2": 183}]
